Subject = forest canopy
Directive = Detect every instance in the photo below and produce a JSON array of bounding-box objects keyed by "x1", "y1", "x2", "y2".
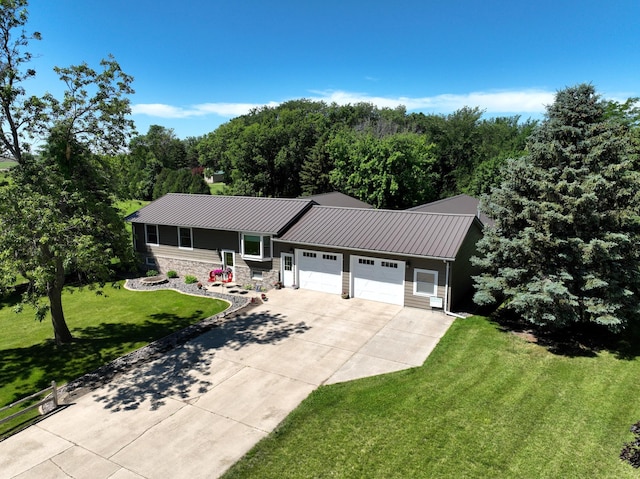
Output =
[{"x1": 106, "y1": 100, "x2": 539, "y2": 208}]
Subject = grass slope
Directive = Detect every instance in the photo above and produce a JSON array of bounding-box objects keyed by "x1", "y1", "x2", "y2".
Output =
[
  {"x1": 0, "y1": 159, "x2": 17, "y2": 169},
  {"x1": 224, "y1": 316, "x2": 640, "y2": 478},
  {"x1": 0, "y1": 281, "x2": 227, "y2": 435}
]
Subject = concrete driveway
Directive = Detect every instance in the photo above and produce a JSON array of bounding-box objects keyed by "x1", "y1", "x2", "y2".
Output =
[{"x1": 0, "y1": 288, "x2": 455, "y2": 479}]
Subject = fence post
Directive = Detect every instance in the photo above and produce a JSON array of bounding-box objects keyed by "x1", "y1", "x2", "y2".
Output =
[{"x1": 51, "y1": 380, "x2": 58, "y2": 408}]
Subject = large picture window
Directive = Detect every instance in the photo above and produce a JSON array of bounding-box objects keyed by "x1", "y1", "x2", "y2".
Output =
[
  {"x1": 413, "y1": 269, "x2": 438, "y2": 297},
  {"x1": 145, "y1": 224, "x2": 159, "y2": 245},
  {"x1": 241, "y1": 233, "x2": 271, "y2": 261}
]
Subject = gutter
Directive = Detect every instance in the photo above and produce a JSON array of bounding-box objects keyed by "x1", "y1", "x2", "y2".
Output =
[{"x1": 444, "y1": 260, "x2": 466, "y2": 319}]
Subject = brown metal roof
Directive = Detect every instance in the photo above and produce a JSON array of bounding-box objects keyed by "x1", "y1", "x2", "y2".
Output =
[
  {"x1": 277, "y1": 206, "x2": 480, "y2": 260},
  {"x1": 409, "y1": 194, "x2": 493, "y2": 226},
  {"x1": 303, "y1": 191, "x2": 373, "y2": 208},
  {"x1": 125, "y1": 193, "x2": 315, "y2": 235}
]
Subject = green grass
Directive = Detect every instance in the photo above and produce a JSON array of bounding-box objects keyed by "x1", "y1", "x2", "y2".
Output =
[
  {"x1": 0, "y1": 159, "x2": 17, "y2": 169},
  {"x1": 223, "y1": 316, "x2": 640, "y2": 478},
  {"x1": 115, "y1": 199, "x2": 149, "y2": 217},
  {"x1": 0, "y1": 281, "x2": 228, "y2": 436},
  {"x1": 209, "y1": 182, "x2": 227, "y2": 195}
]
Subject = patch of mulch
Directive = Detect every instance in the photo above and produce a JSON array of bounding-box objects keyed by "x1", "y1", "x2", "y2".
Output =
[{"x1": 491, "y1": 308, "x2": 637, "y2": 358}]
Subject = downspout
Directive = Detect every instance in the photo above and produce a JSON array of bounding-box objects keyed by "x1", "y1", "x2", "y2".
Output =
[{"x1": 444, "y1": 260, "x2": 465, "y2": 319}]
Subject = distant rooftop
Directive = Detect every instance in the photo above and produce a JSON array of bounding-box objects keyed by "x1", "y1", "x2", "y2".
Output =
[
  {"x1": 409, "y1": 194, "x2": 493, "y2": 226},
  {"x1": 302, "y1": 191, "x2": 373, "y2": 209}
]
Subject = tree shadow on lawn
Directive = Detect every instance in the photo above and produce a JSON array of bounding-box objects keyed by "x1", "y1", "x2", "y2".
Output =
[
  {"x1": 89, "y1": 308, "x2": 310, "y2": 412},
  {"x1": 0, "y1": 310, "x2": 212, "y2": 406},
  {"x1": 490, "y1": 308, "x2": 640, "y2": 360}
]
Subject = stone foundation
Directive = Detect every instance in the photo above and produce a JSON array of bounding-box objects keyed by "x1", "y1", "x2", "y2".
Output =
[{"x1": 141, "y1": 254, "x2": 279, "y2": 290}]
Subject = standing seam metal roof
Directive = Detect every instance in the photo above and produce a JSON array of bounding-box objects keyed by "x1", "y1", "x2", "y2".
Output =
[
  {"x1": 409, "y1": 194, "x2": 493, "y2": 226},
  {"x1": 125, "y1": 193, "x2": 315, "y2": 235},
  {"x1": 276, "y1": 206, "x2": 479, "y2": 259}
]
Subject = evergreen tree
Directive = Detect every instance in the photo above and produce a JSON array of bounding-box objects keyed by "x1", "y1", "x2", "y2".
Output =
[{"x1": 473, "y1": 84, "x2": 640, "y2": 331}]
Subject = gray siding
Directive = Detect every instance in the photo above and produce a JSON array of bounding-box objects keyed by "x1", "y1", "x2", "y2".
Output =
[
  {"x1": 450, "y1": 223, "x2": 483, "y2": 309},
  {"x1": 134, "y1": 225, "x2": 239, "y2": 257},
  {"x1": 404, "y1": 258, "x2": 447, "y2": 309}
]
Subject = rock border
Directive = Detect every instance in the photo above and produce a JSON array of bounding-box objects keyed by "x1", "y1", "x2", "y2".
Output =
[{"x1": 43, "y1": 278, "x2": 252, "y2": 412}]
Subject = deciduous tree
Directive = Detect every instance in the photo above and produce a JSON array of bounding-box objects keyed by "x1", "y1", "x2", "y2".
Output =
[
  {"x1": 328, "y1": 130, "x2": 438, "y2": 209},
  {"x1": 0, "y1": 0, "x2": 135, "y2": 343}
]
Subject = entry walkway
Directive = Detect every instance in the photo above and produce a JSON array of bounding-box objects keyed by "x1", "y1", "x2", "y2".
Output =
[{"x1": 0, "y1": 288, "x2": 455, "y2": 479}]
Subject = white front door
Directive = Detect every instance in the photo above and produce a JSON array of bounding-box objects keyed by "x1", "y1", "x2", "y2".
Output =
[{"x1": 281, "y1": 253, "x2": 294, "y2": 286}]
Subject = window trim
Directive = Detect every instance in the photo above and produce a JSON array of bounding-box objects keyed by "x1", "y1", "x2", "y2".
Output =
[
  {"x1": 413, "y1": 268, "x2": 439, "y2": 297},
  {"x1": 240, "y1": 232, "x2": 271, "y2": 261},
  {"x1": 145, "y1": 224, "x2": 159, "y2": 246},
  {"x1": 178, "y1": 226, "x2": 193, "y2": 250}
]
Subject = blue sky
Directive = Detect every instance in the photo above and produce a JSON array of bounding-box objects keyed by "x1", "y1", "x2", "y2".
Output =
[{"x1": 25, "y1": 0, "x2": 640, "y2": 140}]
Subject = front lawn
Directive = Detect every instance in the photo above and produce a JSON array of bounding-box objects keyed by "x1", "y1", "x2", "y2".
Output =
[
  {"x1": 224, "y1": 316, "x2": 640, "y2": 478},
  {"x1": 0, "y1": 281, "x2": 228, "y2": 436}
]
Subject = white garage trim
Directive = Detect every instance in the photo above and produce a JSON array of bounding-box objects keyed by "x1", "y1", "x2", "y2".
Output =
[
  {"x1": 350, "y1": 255, "x2": 405, "y2": 306},
  {"x1": 296, "y1": 249, "x2": 343, "y2": 294}
]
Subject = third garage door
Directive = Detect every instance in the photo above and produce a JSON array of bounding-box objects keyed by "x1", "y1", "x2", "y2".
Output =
[{"x1": 351, "y1": 255, "x2": 405, "y2": 305}]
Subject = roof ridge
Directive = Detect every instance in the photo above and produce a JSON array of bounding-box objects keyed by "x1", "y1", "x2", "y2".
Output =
[
  {"x1": 310, "y1": 204, "x2": 477, "y2": 217},
  {"x1": 165, "y1": 193, "x2": 313, "y2": 202}
]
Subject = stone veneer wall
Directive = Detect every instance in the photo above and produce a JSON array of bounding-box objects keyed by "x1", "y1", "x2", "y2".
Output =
[{"x1": 142, "y1": 255, "x2": 279, "y2": 290}]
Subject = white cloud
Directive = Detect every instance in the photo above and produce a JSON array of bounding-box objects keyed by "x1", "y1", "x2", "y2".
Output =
[
  {"x1": 132, "y1": 101, "x2": 281, "y2": 119},
  {"x1": 194, "y1": 101, "x2": 280, "y2": 117},
  {"x1": 131, "y1": 88, "x2": 557, "y2": 121},
  {"x1": 131, "y1": 103, "x2": 204, "y2": 118},
  {"x1": 308, "y1": 89, "x2": 556, "y2": 113}
]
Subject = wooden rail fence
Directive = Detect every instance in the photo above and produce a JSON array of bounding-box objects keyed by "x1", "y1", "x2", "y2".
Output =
[{"x1": 0, "y1": 381, "x2": 59, "y2": 427}]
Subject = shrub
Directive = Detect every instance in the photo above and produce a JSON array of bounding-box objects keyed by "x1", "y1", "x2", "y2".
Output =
[
  {"x1": 167, "y1": 270, "x2": 178, "y2": 278},
  {"x1": 146, "y1": 269, "x2": 159, "y2": 277},
  {"x1": 184, "y1": 275, "x2": 198, "y2": 284}
]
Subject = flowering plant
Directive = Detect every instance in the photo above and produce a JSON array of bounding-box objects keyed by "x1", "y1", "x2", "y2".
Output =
[{"x1": 212, "y1": 268, "x2": 224, "y2": 276}]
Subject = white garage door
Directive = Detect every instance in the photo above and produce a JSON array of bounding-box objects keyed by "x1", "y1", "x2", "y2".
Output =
[
  {"x1": 351, "y1": 255, "x2": 405, "y2": 305},
  {"x1": 297, "y1": 250, "x2": 343, "y2": 294}
]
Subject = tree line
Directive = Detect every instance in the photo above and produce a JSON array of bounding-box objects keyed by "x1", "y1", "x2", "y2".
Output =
[{"x1": 114, "y1": 101, "x2": 537, "y2": 209}]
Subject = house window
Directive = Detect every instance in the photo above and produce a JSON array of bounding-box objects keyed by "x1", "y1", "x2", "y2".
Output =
[
  {"x1": 303, "y1": 251, "x2": 317, "y2": 258},
  {"x1": 382, "y1": 261, "x2": 398, "y2": 268},
  {"x1": 145, "y1": 256, "x2": 156, "y2": 266},
  {"x1": 241, "y1": 233, "x2": 271, "y2": 261},
  {"x1": 414, "y1": 269, "x2": 438, "y2": 297},
  {"x1": 323, "y1": 254, "x2": 337, "y2": 261},
  {"x1": 252, "y1": 270, "x2": 263, "y2": 281},
  {"x1": 178, "y1": 227, "x2": 193, "y2": 249},
  {"x1": 145, "y1": 224, "x2": 159, "y2": 245},
  {"x1": 358, "y1": 258, "x2": 374, "y2": 266}
]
